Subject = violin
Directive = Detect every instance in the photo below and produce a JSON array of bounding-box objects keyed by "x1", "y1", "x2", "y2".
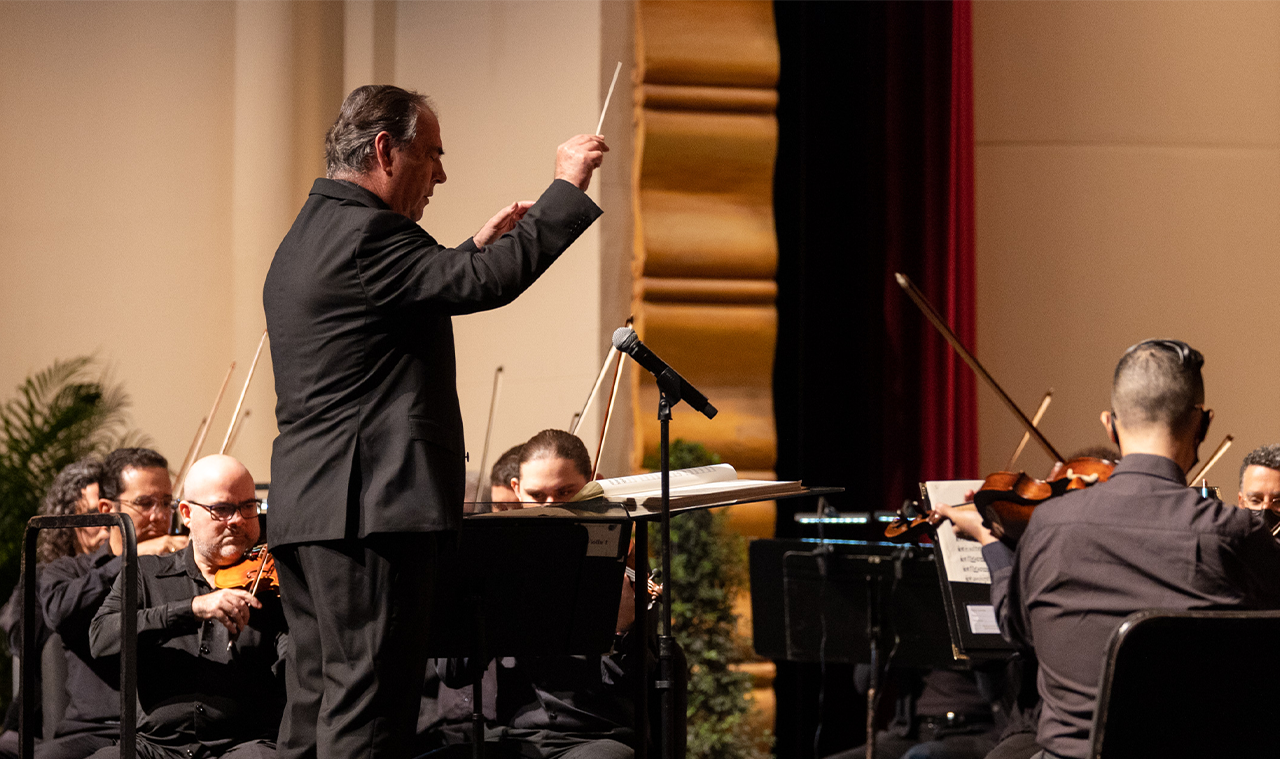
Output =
[
  {"x1": 212, "y1": 543, "x2": 277, "y2": 652},
  {"x1": 884, "y1": 456, "x2": 1116, "y2": 544},
  {"x1": 974, "y1": 456, "x2": 1115, "y2": 543},
  {"x1": 213, "y1": 543, "x2": 279, "y2": 594}
]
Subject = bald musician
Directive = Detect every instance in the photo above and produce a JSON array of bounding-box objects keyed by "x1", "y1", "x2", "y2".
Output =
[
  {"x1": 937, "y1": 339, "x2": 1280, "y2": 759},
  {"x1": 1238, "y1": 443, "x2": 1280, "y2": 513},
  {"x1": 88, "y1": 455, "x2": 286, "y2": 759}
]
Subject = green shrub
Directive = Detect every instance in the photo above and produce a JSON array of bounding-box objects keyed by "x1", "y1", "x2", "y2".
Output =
[{"x1": 645, "y1": 440, "x2": 770, "y2": 759}]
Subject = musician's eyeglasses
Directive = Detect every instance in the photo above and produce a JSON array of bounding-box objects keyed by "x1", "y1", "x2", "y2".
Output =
[
  {"x1": 183, "y1": 499, "x2": 263, "y2": 522},
  {"x1": 1243, "y1": 493, "x2": 1280, "y2": 510},
  {"x1": 114, "y1": 496, "x2": 175, "y2": 515}
]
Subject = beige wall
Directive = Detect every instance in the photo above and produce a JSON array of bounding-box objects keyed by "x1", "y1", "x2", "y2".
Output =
[
  {"x1": 974, "y1": 0, "x2": 1280, "y2": 488},
  {"x1": 0, "y1": 0, "x2": 623, "y2": 490},
  {"x1": 0, "y1": 1, "x2": 240, "y2": 471},
  {"x1": 393, "y1": 1, "x2": 623, "y2": 482}
]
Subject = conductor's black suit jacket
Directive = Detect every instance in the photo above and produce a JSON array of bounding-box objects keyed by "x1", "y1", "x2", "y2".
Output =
[{"x1": 263, "y1": 177, "x2": 601, "y2": 548}]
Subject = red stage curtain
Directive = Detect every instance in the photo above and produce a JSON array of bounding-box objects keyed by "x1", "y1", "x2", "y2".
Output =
[{"x1": 881, "y1": 0, "x2": 978, "y2": 505}]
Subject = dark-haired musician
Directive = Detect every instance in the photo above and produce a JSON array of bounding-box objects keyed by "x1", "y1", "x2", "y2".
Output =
[
  {"x1": 489, "y1": 445, "x2": 524, "y2": 511},
  {"x1": 1237, "y1": 443, "x2": 1280, "y2": 514},
  {"x1": 437, "y1": 430, "x2": 641, "y2": 759},
  {"x1": 937, "y1": 339, "x2": 1280, "y2": 759},
  {"x1": 35, "y1": 449, "x2": 188, "y2": 759}
]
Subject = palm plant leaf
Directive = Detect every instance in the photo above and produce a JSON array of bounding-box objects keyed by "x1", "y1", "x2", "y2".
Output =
[{"x1": 0, "y1": 357, "x2": 145, "y2": 591}]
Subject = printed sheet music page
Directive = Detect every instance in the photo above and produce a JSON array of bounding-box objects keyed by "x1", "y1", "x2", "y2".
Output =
[{"x1": 924, "y1": 480, "x2": 990, "y2": 585}]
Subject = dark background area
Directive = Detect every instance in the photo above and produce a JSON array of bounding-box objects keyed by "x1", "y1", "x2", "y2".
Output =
[{"x1": 772, "y1": 2, "x2": 964, "y2": 756}]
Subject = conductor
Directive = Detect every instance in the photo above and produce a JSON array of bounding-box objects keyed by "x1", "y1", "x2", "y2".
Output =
[{"x1": 263, "y1": 84, "x2": 606, "y2": 758}]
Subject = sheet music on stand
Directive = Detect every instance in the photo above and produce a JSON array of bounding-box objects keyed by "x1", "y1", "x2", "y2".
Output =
[{"x1": 922, "y1": 480, "x2": 1015, "y2": 660}]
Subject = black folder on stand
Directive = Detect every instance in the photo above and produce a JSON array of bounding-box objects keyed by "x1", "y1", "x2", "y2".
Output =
[{"x1": 919, "y1": 481, "x2": 1016, "y2": 661}]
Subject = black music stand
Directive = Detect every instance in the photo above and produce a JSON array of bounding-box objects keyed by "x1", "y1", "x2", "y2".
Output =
[
  {"x1": 474, "y1": 485, "x2": 843, "y2": 759},
  {"x1": 427, "y1": 518, "x2": 632, "y2": 759},
  {"x1": 750, "y1": 538, "x2": 952, "y2": 759},
  {"x1": 21, "y1": 513, "x2": 138, "y2": 759}
]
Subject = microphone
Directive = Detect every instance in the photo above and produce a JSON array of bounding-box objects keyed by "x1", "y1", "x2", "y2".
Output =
[{"x1": 612, "y1": 327, "x2": 717, "y2": 419}]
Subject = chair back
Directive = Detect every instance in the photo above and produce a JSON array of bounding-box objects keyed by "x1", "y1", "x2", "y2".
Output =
[{"x1": 1091, "y1": 609, "x2": 1280, "y2": 758}]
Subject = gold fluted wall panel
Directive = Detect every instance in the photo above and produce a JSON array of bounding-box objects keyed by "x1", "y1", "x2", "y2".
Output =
[
  {"x1": 636, "y1": 0, "x2": 778, "y2": 87},
  {"x1": 632, "y1": 0, "x2": 780, "y2": 734},
  {"x1": 630, "y1": 0, "x2": 779, "y2": 518}
]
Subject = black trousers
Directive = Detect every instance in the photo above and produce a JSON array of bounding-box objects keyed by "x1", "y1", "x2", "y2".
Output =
[{"x1": 275, "y1": 533, "x2": 442, "y2": 759}]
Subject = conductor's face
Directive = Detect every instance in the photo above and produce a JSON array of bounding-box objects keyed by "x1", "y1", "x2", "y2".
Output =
[{"x1": 386, "y1": 110, "x2": 447, "y2": 222}]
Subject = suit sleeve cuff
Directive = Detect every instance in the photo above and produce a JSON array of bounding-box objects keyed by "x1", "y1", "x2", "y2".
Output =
[
  {"x1": 982, "y1": 541, "x2": 1015, "y2": 572},
  {"x1": 543, "y1": 179, "x2": 603, "y2": 220}
]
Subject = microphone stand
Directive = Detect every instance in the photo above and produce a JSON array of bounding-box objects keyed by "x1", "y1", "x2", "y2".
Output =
[
  {"x1": 655, "y1": 373, "x2": 680, "y2": 759},
  {"x1": 614, "y1": 326, "x2": 716, "y2": 759}
]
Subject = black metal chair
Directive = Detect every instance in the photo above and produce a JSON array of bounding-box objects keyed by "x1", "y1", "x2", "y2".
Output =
[
  {"x1": 1090, "y1": 608, "x2": 1280, "y2": 758},
  {"x1": 21, "y1": 514, "x2": 137, "y2": 759}
]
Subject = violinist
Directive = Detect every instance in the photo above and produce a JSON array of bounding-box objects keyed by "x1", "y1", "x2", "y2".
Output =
[
  {"x1": 1237, "y1": 443, "x2": 1280, "y2": 514},
  {"x1": 36, "y1": 449, "x2": 188, "y2": 759},
  {"x1": 87, "y1": 454, "x2": 286, "y2": 759},
  {"x1": 936, "y1": 339, "x2": 1280, "y2": 759}
]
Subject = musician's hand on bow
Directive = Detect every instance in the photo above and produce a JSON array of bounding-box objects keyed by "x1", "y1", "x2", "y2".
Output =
[
  {"x1": 933, "y1": 501, "x2": 998, "y2": 546},
  {"x1": 473, "y1": 201, "x2": 535, "y2": 249},
  {"x1": 192, "y1": 588, "x2": 262, "y2": 636}
]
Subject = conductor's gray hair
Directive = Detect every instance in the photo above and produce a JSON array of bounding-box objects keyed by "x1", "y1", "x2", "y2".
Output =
[{"x1": 325, "y1": 85, "x2": 437, "y2": 178}]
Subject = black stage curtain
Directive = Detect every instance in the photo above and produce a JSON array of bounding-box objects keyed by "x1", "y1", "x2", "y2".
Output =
[{"x1": 772, "y1": 2, "x2": 966, "y2": 757}]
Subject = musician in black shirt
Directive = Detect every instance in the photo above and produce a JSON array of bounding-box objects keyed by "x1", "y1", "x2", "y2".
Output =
[
  {"x1": 937, "y1": 339, "x2": 1280, "y2": 759},
  {"x1": 88, "y1": 455, "x2": 286, "y2": 759}
]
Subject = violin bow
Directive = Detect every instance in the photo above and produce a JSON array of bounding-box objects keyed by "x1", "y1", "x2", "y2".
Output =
[
  {"x1": 571, "y1": 317, "x2": 633, "y2": 435},
  {"x1": 225, "y1": 409, "x2": 251, "y2": 455},
  {"x1": 1186, "y1": 434, "x2": 1233, "y2": 486},
  {"x1": 472, "y1": 366, "x2": 505, "y2": 500},
  {"x1": 591, "y1": 345, "x2": 626, "y2": 480},
  {"x1": 1006, "y1": 389, "x2": 1053, "y2": 471},
  {"x1": 895, "y1": 273, "x2": 1065, "y2": 463},
  {"x1": 175, "y1": 362, "x2": 236, "y2": 497},
  {"x1": 572, "y1": 345, "x2": 621, "y2": 436},
  {"x1": 221, "y1": 331, "x2": 267, "y2": 455},
  {"x1": 173, "y1": 415, "x2": 208, "y2": 495}
]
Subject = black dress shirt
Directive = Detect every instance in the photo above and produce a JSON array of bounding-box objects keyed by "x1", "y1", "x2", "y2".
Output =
[
  {"x1": 89, "y1": 546, "x2": 287, "y2": 757},
  {"x1": 39, "y1": 544, "x2": 121, "y2": 736},
  {"x1": 983, "y1": 453, "x2": 1280, "y2": 758}
]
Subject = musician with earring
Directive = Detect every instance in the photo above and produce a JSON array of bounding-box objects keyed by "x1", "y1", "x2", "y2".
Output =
[{"x1": 936, "y1": 339, "x2": 1280, "y2": 759}]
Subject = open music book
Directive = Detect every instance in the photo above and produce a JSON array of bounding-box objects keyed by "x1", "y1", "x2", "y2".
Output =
[
  {"x1": 569, "y1": 463, "x2": 802, "y2": 511},
  {"x1": 925, "y1": 480, "x2": 991, "y2": 585},
  {"x1": 923, "y1": 480, "x2": 1011, "y2": 655}
]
